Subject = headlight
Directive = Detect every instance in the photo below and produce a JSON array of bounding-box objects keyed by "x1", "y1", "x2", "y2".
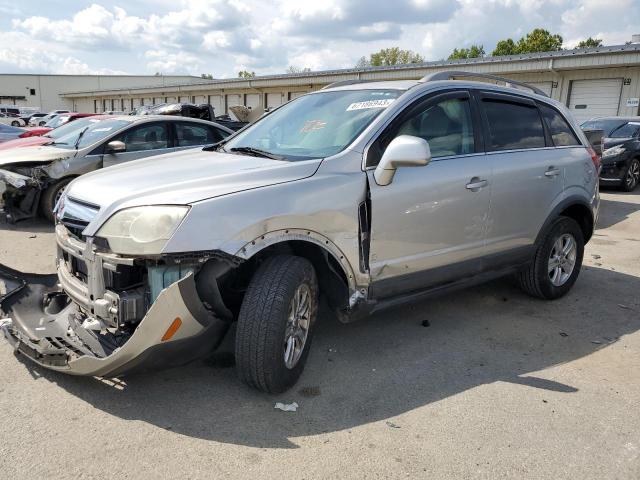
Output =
[
  {"x1": 96, "y1": 206, "x2": 189, "y2": 255},
  {"x1": 602, "y1": 145, "x2": 625, "y2": 158}
]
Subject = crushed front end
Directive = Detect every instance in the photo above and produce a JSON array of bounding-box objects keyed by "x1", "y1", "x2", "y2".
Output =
[
  {"x1": 0, "y1": 165, "x2": 44, "y2": 222},
  {"x1": 0, "y1": 218, "x2": 235, "y2": 377}
]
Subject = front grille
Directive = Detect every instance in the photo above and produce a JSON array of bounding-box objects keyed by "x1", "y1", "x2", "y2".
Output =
[{"x1": 58, "y1": 196, "x2": 100, "y2": 239}]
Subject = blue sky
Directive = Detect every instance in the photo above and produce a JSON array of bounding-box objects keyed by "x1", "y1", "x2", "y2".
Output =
[{"x1": 0, "y1": 0, "x2": 638, "y2": 77}]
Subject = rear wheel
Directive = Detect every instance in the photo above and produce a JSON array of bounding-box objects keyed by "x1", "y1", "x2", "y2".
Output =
[
  {"x1": 40, "y1": 178, "x2": 72, "y2": 223},
  {"x1": 235, "y1": 255, "x2": 318, "y2": 393},
  {"x1": 11, "y1": 120, "x2": 20, "y2": 127},
  {"x1": 622, "y1": 158, "x2": 640, "y2": 192},
  {"x1": 518, "y1": 217, "x2": 584, "y2": 300}
]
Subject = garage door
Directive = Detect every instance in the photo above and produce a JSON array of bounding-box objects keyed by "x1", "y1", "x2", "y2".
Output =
[
  {"x1": 245, "y1": 93, "x2": 260, "y2": 110},
  {"x1": 226, "y1": 94, "x2": 243, "y2": 114},
  {"x1": 193, "y1": 95, "x2": 207, "y2": 104},
  {"x1": 266, "y1": 93, "x2": 284, "y2": 110},
  {"x1": 568, "y1": 79, "x2": 622, "y2": 123},
  {"x1": 289, "y1": 91, "x2": 307, "y2": 100}
]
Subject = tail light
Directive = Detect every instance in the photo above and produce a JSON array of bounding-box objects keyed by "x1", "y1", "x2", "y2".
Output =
[{"x1": 587, "y1": 147, "x2": 600, "y2": 171}]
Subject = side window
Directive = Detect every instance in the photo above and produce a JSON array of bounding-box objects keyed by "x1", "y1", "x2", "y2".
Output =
[
  {"x1": 115, "y1": 123, "x2": 168, "y2": 152},
  {"x1": 368, "y1": 95, "x2": 475, "y2": 166},
  {"x1": 482, "y1": 99, "x2": 545, "y2": 151},
  {"x1": 175, "y1": 122, "x2": 223, "y2": 147},
  {"x1": 539, "y1": 104, "x2": 580, "y2": 146}
]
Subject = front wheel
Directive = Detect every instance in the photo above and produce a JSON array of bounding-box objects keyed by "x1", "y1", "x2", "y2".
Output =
[
  {"x1": 235, "y1": 255, "x2": 318, "y2": 393},
  {"x1": 622, "y1": 158, "x2": 640, "y2": 192},
  {"x1": 40, "y1": 178, "x2": 72, "y2": 223},
  {"x1": 518, "y1": 217, "x2": 584, "y2": 300},
  {"x1": 11, "y1": 121, "x2": 20, "y2": 127}
]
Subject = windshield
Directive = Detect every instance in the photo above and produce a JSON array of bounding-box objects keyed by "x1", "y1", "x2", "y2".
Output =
[
  {"x1": 51, "y1": 119, "x2": 129, "y2": 149},
  {"x1": 46, "y1": 116, "x2": 106, "y2": 139},
  {"x1": 223, "y1": 89, "x2": 403, "y2": 160},
  {"x1": 45, "y1": 115, "x2": 71, "y2": 129},
  {"x1": 581, "y1": 119, "x2": 627, "y2": 136},
  {"x1": 609, "y1": 121, "x2": 640, "y2": 138}
]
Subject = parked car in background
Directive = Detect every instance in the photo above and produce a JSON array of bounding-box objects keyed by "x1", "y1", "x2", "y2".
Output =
[
  {"x1": 29, "y1": 110, "x2": 69, "y2": 127},
  {"x1": 0, "y1": 124, "x2": 26, "y2": 143},
  {"x1": 134, "y1": 102, "x2": 248, "y2": 131},
  {"x1": 0, "y1": 115, "x2": 109, "y2": 150},
  {"x1": 22, "y1": 112, "x2": 46, "y2": 124},
  {"x1": 0, "y1": 72, "x2": 599, "y2": 392},
  {"x1": 42, "y1": 112, "x2": 97, "y2": 131},
  {"x1": 581, "y1": 117, "x2": 640, "y2": 191},
  {"x1": 0, "y1": 113, "x2": 26, "y2": 127},
  {"x1": 0, "y1": 115, "x2": 233, "y2": 222}
]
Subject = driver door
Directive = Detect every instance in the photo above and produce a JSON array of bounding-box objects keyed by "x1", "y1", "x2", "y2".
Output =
[
  {"x1": 102, "y1": 122, "x2": 173, "y2": 167},
  {"x1": 366, "y1": 90, "x2": 493, "y2": 298}
]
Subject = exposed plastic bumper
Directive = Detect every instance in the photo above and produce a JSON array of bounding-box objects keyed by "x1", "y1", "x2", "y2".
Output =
[{"x1": 0, "y1": 265, "x2": 229, "y2": 377}]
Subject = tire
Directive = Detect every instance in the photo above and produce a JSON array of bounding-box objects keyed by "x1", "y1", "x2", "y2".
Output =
[
  {"x1": 235, "y1": 255, "x2": 318, "y2": 393},
  {"x1": 517, "y1": 217, "x2": 584, "y2": 300},
  {"x1": 11, "y1": 121, "x2": 20, "y2": 127},
  {"x1": 40, "y1": 178, "x2": 72, "y2": 223},
  {"x1": 621, "y1": 158, "x2": 640, "y2": 192}
]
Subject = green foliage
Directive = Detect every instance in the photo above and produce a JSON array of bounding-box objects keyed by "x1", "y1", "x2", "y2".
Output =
[
  {"x1": 492, "y1": 28, "x2": 563, "y2": 56},
  {"x1": 448, "y1": 45, "x2": 485, "y2": 60},
  {"x1": 286, "y1": 66, "x2": 312, "y2": 74},
  {"x1": 576, "y1": 37, "x2": 603, "y2": 49},
  {"x1": 238, "y1": 70, "x2": 255, "y2": 78},
  {"x1": 368, "y1": 47, "x2": 424, "y2": 66},
  {"x1": 201, "y1": 73, "x2": 213, "y2": 79}
]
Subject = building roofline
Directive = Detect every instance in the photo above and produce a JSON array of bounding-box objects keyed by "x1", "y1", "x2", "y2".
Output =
[{"x1": 60, "y1": 43, "x2": 640, "y2": 97}]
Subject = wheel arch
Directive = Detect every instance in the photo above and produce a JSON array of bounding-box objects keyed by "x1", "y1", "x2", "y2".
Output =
[
  {"x1": 536, "y1": 197, "x2": 595, "y2": 245},
  {"x1": 235, "y1": 230, "x2": 358, "y2": 311}
]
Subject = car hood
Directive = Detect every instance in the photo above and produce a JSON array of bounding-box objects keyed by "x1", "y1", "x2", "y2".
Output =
[
  {"x1": 0, "y1": 136, "x2": 51, "y2": 152},
  {"x1": 0, "y1": 145, "x2": 75, "y2": 165},
  {"x1": 67, "y1": 148, "x2": 322, "y2": 231}
]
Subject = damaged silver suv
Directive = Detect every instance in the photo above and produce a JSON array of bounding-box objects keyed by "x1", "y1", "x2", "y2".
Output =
[{"x1": 0, "y1": 72, "x2": 599, "y2": 393}]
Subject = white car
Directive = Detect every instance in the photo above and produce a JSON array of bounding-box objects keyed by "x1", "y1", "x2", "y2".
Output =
[
  {"x1": 0, "y1": 113, "x2": 26, "y2": 127},
  {"x1": 29, "y1": 110, "x2": 69, "y2": 127}
]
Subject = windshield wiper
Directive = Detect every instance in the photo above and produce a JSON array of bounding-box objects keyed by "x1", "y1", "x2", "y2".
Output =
[
  {"x1": 74, "y1": 126, "x2": 89, "y2": 149},
  {"x1": 228, "y1": 147, "x2": 285, "y2": 160}
]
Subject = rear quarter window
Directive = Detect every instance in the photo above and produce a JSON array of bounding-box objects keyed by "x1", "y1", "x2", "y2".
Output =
[
  {"x1": 539, "y1": 104, "x2": 580, "y2": 146},
  {"x1": 482, "y1": 99, "x2": 546, "y2": 151}
]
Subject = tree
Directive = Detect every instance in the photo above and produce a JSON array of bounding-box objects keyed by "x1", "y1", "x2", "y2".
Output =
[
  {"x1": 492, "y1": 28, "x2": 563, "y2": 56},
  {"x1": 369, "y1": 47, "x2": 424, "y2": 66},
  {"x1": 355, "y1": 56, "x2": 370, "y2": 68},
  {"x1": 201, "y1": 73, "x2": 213, "y2": 79},
  {"x1": 448, "y1": 44, "x2": 485, "y2": 60},
  {"x1": 238, "y1": 70, "x2": 255, "y2": 78},
  {"x1": 492, "y1": 38, "x2": 517, "y2": 56},
  {"x1": 286, "y1": 66, "x2": 311, "y2": 74},
  {"x1": 576, "y1": 37, "x2": 603, "y2": 49},
  {"x1": 516, "y1": 28, "x2": 563, "y2": 53},
  {"x1": 154, "y1": 71, "x2": 162, "y2": 76}
]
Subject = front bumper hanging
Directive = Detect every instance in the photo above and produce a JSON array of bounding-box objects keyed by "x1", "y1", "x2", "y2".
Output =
[{"x1": 0, "y1": 264, "x2": 229, "y2": 377}]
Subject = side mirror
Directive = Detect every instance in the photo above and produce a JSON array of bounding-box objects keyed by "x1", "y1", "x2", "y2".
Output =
[
  {"x1": 106, "y1": 140, "x2": 126, "y2": 153},
  {"x1": 373, "y1": 135, "x2": 431, "y2": 186}
]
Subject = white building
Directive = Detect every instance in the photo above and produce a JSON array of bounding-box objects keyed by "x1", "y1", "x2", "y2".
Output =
[{"x1": 0, "y1": 74, "x2": 207, "y2": 112}]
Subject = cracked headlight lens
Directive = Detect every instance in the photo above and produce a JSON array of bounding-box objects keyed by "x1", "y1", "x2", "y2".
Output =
[
  {"x1": 601, "y1": 145, "x2": 625, "y2": 158},
  {"x1": 97, "y1": 205, "x2": 189, "y2": 255}
]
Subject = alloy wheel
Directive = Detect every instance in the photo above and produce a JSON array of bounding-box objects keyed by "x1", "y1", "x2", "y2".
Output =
[
  {"x1": 626, "y1": 160, "x2": 640, "y2": 190},
  {"x1": 284, "y1": 284, "x2": 311, "y2": 369},
  {"x1": 548, "y1": 233, "x2": 577, "y2": 287}
]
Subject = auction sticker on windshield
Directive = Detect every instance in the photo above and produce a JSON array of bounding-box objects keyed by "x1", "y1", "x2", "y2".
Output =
[{"x1": 346, "y1": 99, "x2": 395, "y2": 111}]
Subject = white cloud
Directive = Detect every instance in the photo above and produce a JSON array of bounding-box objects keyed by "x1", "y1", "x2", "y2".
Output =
[{"x1": 2, "y1": 0, "x2": 639, "y2": 77}]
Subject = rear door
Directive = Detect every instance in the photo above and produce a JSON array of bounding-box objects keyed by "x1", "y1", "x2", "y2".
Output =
[
  {"x1": 102, "y1": 121, "x2": 173, "y2": 167},
  {"x1": 479, "y1": 92, "x2": 567, "y2": 259},
  {"x1": 172, "y1": 121, "x2": 228, "y2": 152},
  {"x1": 366, "y1": 90, "x2": 493, "y2": 298}
]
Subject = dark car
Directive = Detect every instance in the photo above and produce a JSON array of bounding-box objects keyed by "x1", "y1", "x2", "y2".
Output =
[{"x1": 581, "y1": 117, "x2": 640, "y2": 191}]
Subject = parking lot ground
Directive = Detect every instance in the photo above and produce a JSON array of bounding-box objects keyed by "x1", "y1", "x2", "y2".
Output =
[{"x1": 0, "y1": 190, "x2": 639, "y2": 479}]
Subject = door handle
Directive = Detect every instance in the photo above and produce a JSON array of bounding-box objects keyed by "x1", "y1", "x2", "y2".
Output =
[
  {"x1": 544, "y1": 167, "x2": 561, "y2": 178},
  {"x1": 466, "y1": 178, "x2": 488, "y2": 190}
]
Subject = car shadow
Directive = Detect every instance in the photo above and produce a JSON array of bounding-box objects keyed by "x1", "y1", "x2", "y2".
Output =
[
  {"x1": 14, "y1": 266, "x2": 640, "y2": 449},
  {"x1": 595, "y1": 193, "x2": 640, "y2": 230},
  {"x1": 0, "y1": 215, "x2": 53, "y2": 234}
]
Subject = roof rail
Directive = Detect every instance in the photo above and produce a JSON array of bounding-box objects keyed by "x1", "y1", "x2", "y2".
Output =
[
  {"x1": 419, "y1": 70, "x2": 548, "y2": 97},
  {"x1": 321, "y1": 80, "x2": 370, "y2": 90}
]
